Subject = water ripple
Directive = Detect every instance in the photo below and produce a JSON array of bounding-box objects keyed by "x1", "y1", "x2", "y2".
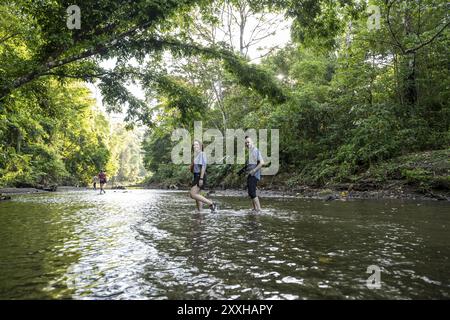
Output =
[{"x1": 0, "y1": 190, "x2": 449, "y2": 299}]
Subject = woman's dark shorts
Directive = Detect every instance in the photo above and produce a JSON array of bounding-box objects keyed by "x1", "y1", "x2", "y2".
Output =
[
  {"x1": 100, "y1": 179, "x2": 107, "y2": 184},
  {"x1": 192, "y1": 173, "x2": 207, "y2": 190},
  {"x1": 247, "y1": 175, "x2": 258, "y2": 199}
]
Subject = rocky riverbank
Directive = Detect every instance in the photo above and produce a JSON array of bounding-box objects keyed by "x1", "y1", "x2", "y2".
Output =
[
  {"x1": 143, "y1": 181, "x2": 450, "y2": 201},
  {"x1": 0, "y1": 188, "x2": 47, "y2": 195},
  {"x1": 0, "y1": 186, "x2": 89, "y2": 197},
  {"x1": 2, "y1": 182, "x2": 448, "y2": 202},
  {"x1": 233, "y1": 187, "x2": 447, "y2": 201},
  {"x1": 144, "y1": 150, "x2": 450, "y2": 202}
]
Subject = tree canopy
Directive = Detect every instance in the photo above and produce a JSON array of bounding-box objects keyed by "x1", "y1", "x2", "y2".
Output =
[{"x1": 1, "y1": 0, "x2": 448, "y2": 191}]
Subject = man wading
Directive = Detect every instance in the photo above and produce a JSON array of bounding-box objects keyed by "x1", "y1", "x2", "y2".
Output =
[{"x1": 244, "y1": 136, "x2": 265, "y2": 212}]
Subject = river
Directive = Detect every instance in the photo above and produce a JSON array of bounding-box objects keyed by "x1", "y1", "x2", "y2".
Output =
[{"x1": 0, "y1": 189, "x2": 449, "y2": 299}]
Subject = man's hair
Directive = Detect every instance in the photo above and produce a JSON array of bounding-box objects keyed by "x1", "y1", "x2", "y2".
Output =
[{"x1": 245, "y1": 136, "x2": 249, "y2": 139}]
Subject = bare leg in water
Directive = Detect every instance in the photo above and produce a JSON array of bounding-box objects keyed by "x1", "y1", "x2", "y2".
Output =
[
  {"x1": 190, "y1": 185, "x2": 212, "y2": 211},
  {"x1": 252, "y1": 197, "x2": 262, "y2": 212},
  {"x1": 195, "y1": 200, "x2": 203, "y2": 212}
]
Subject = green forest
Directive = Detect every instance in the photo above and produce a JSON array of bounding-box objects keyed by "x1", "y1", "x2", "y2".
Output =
[{"x1": 1, "y1": 0, "x2": 449, "y2": 195}]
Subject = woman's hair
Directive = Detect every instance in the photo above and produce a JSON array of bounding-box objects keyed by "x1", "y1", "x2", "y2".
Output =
[{"x1": 192, "y1": 139, "x2": 204, "y2": 151}]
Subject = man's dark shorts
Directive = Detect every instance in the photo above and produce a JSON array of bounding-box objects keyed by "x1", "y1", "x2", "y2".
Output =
[
  {"x1": 247, "y1": 175, "x2": 258, "y2": 199},
  {"x1": 192, "y1": 173, "x2": 207, "y2": 190}
]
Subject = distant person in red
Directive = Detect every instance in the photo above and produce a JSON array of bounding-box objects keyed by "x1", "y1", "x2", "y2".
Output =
[{"x1": 98, "y1": 170, "x2": 107, "y2": 194}]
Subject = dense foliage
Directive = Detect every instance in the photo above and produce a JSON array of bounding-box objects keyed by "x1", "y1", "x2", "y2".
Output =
[
  {"x1": 1, "y1": 0, "x2": 448, "y2": 192},
  {"x1": 142, "y1": 0, "x2": 449, "y2": 191},
  {"x1": 0, "y1": 80, "x2": 112, "y2": 187}
]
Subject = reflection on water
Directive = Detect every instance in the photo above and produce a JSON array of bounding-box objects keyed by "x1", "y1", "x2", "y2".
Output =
[{"x1": 0, "y1": 189, "x2": 449, "y2": 299}]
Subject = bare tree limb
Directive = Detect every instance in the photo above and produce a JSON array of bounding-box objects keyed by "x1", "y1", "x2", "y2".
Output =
[
  {"x1": 0, "y1": 32, "x2": 20, "y2": 45},
  {"x1": 386, "y1": 0, "x2": 406, "y2": 54},
  {"x1": 406, "y1": 20, "x2": 450, "y2": 54}
]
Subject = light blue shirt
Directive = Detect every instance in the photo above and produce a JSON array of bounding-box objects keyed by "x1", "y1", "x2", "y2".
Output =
[
  {"x1": 193, "y1": 151, "x2": 207, "y2": 174},
  {"x1": 247, "y1": 147, "x2": 263, "y2": 180}
]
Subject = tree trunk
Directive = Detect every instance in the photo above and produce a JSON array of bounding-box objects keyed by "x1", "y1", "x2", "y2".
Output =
[
  {"x1": 403, "y1": 6, "x2": 418, "y2": 106},
  {"x1": 404, "y1": 53, "x2": 417, "y2": 106}
]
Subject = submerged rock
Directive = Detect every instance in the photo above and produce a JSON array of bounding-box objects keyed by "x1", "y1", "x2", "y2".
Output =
[
  {"x1": 323, "y1": 194, "x2": 339, "y2": 201},
  {"x1": 36, "y1": 185, "x2": 58, "y2": 192},
  {"x1": 0, "y1": 194, "x2": 12, "y2": 201}
]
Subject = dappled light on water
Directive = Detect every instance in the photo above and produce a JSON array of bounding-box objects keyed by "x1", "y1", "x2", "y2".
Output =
[{"x1": 0, "y1": 190, "x2": 449, "y2": 299}]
